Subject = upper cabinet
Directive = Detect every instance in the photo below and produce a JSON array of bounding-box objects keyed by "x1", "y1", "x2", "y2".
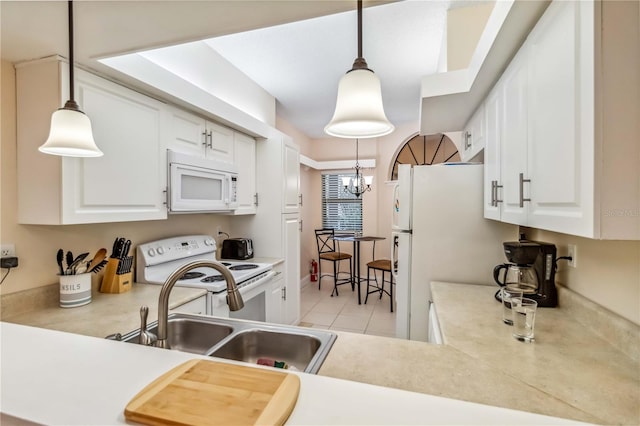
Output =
[
  {"x1": 232, "y1": 132, "x2": 257, "y2": 215},
  {"x1": 282, "y1": 136, "x2": 301, "y2": 215},
  {"x1": 460, "y1": 103, "x2": 484, "y2": 162},
  {"x1": 16, "y1": 58, "x2": 167, "y2": 225},
  {"x1": 166, "y1": 106, "x2": 234, "y2": 163},
  {"x1": 483, "y1": 0, "x2": 640, "y2": 240}
]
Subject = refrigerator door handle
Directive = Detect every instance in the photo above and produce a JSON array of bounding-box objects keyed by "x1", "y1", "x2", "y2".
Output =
[
  {"x1": 391, "y1": 234, "x2": 399, "y2": 281},
  {"x1": 392, "y1": 183, "x2": 400, "y2": 229}
]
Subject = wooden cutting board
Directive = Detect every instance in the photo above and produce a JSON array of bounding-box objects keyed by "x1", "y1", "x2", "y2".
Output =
[{"x1": 124, "y1": 359, "x2": 300, "y2": 426}]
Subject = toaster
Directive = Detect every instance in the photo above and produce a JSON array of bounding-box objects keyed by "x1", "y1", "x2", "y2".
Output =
[{"x1": 221, "y1": 238, "x2": 254, "y2": 260}]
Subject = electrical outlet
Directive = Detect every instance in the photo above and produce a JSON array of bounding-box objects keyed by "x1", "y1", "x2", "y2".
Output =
[
  {"x1": 1, "y1": 244, "x2": 16, "y2": 257},
  {"x1": 216, "y1": 226, "x2": 222, "y2": 235},
  {"x1": 567, "y1": 244, "x2": 577, "y2": 268}
]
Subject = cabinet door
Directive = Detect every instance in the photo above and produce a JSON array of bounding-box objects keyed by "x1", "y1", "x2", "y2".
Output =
[
  {"x1": 63, "y1": 69, "x2": 167, "y2": 223},
  {"x1": 265, "y1": 273, "x2": 284, "y2": 324},
  {"x1": 500, "y1": 48, "x2": 529, "y2": 225},
  {"x1": 282, "y1": 137, "x2": 300, "y2": 214},
  {"x1": 233, "y1": 132, "x2": 257, "y2": 215},
  {"x1": 283, "y1": 215, "x2": 301, "y2": 325},
  {"x1": 483, "y1": 85, "x2": 502, "y2": 221},
  {"x1": 461, "y1": 105, "x2": 485, "y2": 161},
  {"x1": 527, "y1": 0, "x2": 592, "y2": 236},
  {"x1": 206, "y1": 121, "x2": 235, "y2": 163},
  {"x1": 166, "y1": 107, "x2": 207, "y2": 156}
]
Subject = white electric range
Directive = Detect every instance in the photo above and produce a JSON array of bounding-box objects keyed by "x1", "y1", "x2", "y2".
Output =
[{"x1": 136, "y1": 235, "x2": 275, "y2": 318}]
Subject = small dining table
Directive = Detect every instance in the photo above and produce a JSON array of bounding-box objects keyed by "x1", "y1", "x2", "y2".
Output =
[{"x1": 331, "y1": 234, "x2": 386, "y2": 304}]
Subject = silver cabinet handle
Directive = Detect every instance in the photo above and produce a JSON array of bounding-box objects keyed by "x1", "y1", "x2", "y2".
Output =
[
  {"x1": 464, "y1": 131, "x2": 472, "y2": 150},
  {"x1": 281, "y1": 286, "x2": 287, "y2": 301},
  {"x1": 491, "y1": 180, "x2": 503, "y2": 207},
  {"x1": 201, "y1": 131, "x2": 208, "y2": 147},
  {"x1": 519, "y1": 173, "x2": 531, "y2": 208},
  {"x1": 254, "y1": 193, "x2": 259, "y2": 207},
  {"x1": 490, "y1": 180, "x2": 496, "y2": 206},
  {"x1": 299, "y1": 219, "x2": 303, "y2": 232},
  {"x1": 207, "y1": 131, "x2": 213, "y2": 149},
  {"x1": 298, "y1": 193, "x2": 303, "y2": 206}
]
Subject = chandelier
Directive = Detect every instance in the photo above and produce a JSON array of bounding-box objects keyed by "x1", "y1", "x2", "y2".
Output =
[{"x1": 342, "y1": 139, "x2": 372, "y2": 197}]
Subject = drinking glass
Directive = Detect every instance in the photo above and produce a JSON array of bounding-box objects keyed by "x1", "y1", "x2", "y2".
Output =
[
  {"x1": 501, "y1": 284, "x2": 523, "y2": 325},
  {"x1": 512, "y1": 297, "x2": 538, "y2": 342}
]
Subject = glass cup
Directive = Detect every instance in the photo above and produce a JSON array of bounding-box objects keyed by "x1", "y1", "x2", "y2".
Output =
[
  {"x1": 501, "y1": 284, "x2": 523, "y2": 325},
  {"x1": 512, "y1": 297, "x2": 538, "y2": 342}
]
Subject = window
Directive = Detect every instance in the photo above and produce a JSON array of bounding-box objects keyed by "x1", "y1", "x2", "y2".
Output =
[{"x1": 321, "y1": 173, "x2": 362, "y2": 232}]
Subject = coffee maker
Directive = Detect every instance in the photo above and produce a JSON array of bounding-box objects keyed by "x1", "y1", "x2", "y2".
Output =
[{"x1": 493, "y1": 240, "x2": 558, "y2": 307}]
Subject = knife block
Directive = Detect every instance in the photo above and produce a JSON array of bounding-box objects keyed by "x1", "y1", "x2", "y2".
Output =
[{"x1": 100, "y1": 258, "x2": 133, "y2": 294}]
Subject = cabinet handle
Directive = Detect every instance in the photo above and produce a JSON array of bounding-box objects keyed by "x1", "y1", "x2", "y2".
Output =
[
  {"x1": 519, "y1": 173, "x2": 531, "y2": 208},
  {"x1": 207, "y1": 131, "x2": 213, "y2": 149},
  {"x1": 299, "y1": 219, "x2": 303, "y2": 232},
  {"x1": 464, "y1": 131, "x2": 472, "y2": 150},
  {"x1": 495, "y1": 182, "x2": 503, "y2": 206},
  {"x1": 254, "y1": 193, "x2": 259, "y2": 207},
  {"x1": 298, "y1": 193, "x2": 303, "y2": 206},
  {"x1": 162, "y1": 187, "x2": 168, "y2": 208},
  {"x1": 490, "y1": 180, "x2": 496, "y2": 206},
  {"x1": 282, "y1": 286, "x2": 287, "y2": 301},
  {"x1": 202, "y1": 131, "x2": 208, "y2": 147}
]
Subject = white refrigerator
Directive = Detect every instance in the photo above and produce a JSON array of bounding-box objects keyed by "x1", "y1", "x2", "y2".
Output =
[{"x1": 391, "y1": 163, "x2": 517, "y2": 341}]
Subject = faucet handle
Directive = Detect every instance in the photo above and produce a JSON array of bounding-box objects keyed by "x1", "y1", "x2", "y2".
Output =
[{"x1": 139, "y1": 305, "x2": 157, "y2": 346}]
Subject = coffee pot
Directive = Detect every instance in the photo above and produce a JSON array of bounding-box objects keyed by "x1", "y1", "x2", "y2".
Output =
[
  {"x1": 493, "y1": 264, "x2": 538, "y2": 294},
  {"x1": 493, "y1": 239, "x2": 559, "y2": 307}
]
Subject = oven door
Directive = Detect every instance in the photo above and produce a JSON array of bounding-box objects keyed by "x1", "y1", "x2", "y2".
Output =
[
  {"x1": 208, "y1": 271, "x2": 276, "y2": 320},
  {"x1": 169, "y1": 162, "x2": 236, "y2": 212}
]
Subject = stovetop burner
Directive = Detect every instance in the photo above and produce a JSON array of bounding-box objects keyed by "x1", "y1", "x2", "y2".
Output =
[
  {"x1": 201, "y1": 275, "x2": 226, "y2": 283},
  {"x1": 179, "y1": 271, "x2": 206, "y2": 281},
  {"x1": 229, "y1": 264, "x2": 258, "y2": 271}
]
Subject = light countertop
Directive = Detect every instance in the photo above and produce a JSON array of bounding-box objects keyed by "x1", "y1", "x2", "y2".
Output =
[
  {"x1": 2, "y1": 283, "x2": 206, "y2": 338},
  {"x1": 318, "y1": 282, "x2": 639, "y2": 425},
  {"x1": 0, "y1": 322, "x2": 581, "y2": 425}
]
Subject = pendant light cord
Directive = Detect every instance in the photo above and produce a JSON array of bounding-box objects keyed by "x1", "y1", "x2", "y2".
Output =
[
  {"x1": 68, "y1": 0, "x2": 75, "y2": 102},
  {"x1": 351, "y1": 0, "x2": 369, "y2": 71}
]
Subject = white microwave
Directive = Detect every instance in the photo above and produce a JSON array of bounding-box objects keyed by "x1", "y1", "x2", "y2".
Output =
[{"x1": 167, "y1": 149, "x2": 238, "y2": 213}]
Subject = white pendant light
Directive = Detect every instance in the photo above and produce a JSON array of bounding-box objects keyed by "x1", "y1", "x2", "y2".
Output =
[
  {"x1": 39, "y1": 0, "x2": 103, "y2": 158},
  {"x1": 325, "y1": 0, "x2": 394, "y2": 139}
]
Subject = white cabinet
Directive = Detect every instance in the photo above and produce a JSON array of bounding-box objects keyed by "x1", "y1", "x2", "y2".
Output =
[
  {"x1": 483, "y1": 47, "x2": 529, "y2": 225},
  {"x1": 232, "y1": 132, "x2": 257, "y2": 215},
  {"x1": 483, "y1": 0, "x2": 639, "y2": 239},
  {"x1": 170, "y1": 295, "x2": 207, "y2": 315},
  {"x1": 282, "y1": 136, "x2": 301, "y2": 214},
  {"x1": 460, "y1": 104, "x2": 485, "y2": 162},
  {"x1": 233, "y1": 130, "x2": 301, "y2": 324},
  {"x1": 166, "y1": 106, "x2": 234, "y2": 163},
  {"x1": 265, "y1": 267, "x2": 284, "y2": 324},
  {"x1": 282, "y1": 215, "x2": 301, "y2": 325},
  {"x1": 16, "y1": 58, "x2": 167, "y2": 225}
]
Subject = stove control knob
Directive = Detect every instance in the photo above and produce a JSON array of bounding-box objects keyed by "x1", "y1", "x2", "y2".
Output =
[
  {"x1": 205, "y1": 239, "x2": 214, "y2": 246},
  {"x1": 147, "y1": 248, "x2": 156, "y2": 257},
  {"x1": 157, "y1": 247, "x2": 165, "y2": 255}
]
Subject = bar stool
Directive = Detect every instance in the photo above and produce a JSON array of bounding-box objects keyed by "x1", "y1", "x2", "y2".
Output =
[
  {"x1": 365, "y1": 259, "x2": 394, "y2": 312},
  {"x1": 315, "y1": 229, "x2": 353, "y2": 296}
]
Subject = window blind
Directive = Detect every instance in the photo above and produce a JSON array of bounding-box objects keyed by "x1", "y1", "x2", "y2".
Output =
[{"x1": 321, "y1": 173, "x2": 362, "y2": 232}]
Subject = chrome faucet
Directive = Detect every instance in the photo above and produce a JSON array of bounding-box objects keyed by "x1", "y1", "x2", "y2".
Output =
[{"x1": 154, "y1": 260, "x2": 244, "y2": 349}]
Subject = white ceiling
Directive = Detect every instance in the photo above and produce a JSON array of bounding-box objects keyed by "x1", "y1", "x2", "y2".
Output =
[
  {"x1": 203, "y1": 1, "x2": 453, "y2": 138},
  {"x1": 1, "y1": 0, "x2": 483, "y2": 139}
]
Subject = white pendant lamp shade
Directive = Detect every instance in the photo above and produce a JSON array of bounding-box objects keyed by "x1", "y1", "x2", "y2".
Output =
[
  {"x1": 324, "y1": 68, "x2": 394, "y2": 139},
  {"x1": 39, "y1": 0, "x2": 102, "y2": 158},
  {"x1": 39, "y1": 107, "x2": 103, "y2": 157}
]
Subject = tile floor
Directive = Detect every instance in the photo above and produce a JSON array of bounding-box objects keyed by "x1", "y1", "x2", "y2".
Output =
[{"x1": 299, "y1": 276, "x2": 396, "y2": 337}]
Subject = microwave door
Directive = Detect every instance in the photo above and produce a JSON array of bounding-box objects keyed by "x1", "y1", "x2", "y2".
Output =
[{"x1": 170, "y1": 163, "x2": 228, "y2": 212}]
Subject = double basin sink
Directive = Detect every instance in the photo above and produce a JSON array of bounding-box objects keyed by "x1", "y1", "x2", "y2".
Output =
[{"x1": 119, "y1": 313, "x2": 337, "y2": 374}]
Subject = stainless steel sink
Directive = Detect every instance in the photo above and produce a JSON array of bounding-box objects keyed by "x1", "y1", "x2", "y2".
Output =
[
  {"x1": 208, "y1": 328, "x2": 323, "y2": 373},
  {"x1": 121, "y1": 316, "x2": 234, "y2": 354},
  {"x1": 118, "y1": 313, "x2": 336, "y2": 374}
]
